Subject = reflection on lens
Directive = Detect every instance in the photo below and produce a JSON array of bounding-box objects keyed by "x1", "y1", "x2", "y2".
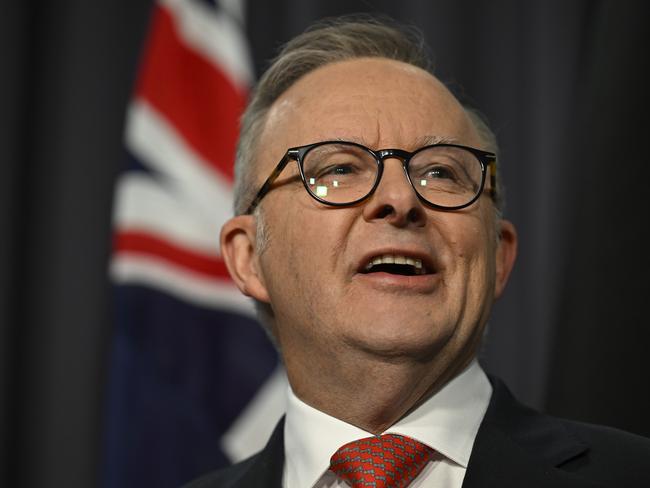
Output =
[
  {"x1": 409, "y1": 146, "x2": 482, "y2": 207},
  {"x1": 302, "y1": 142, "x2": 377, "y2": 203}
]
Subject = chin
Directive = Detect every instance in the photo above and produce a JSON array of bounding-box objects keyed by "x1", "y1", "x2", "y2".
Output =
[{"x1": 344, "y1": 321, "x2": 450, "y2": 361}]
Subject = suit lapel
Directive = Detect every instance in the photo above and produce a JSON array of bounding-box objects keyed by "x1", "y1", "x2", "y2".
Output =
[
  {"x1": 462, "y1": 377, "x2": 601, "y2": 488},
  {"x1": 232, "y1": 417, "x2": 285, "y2": 488}
]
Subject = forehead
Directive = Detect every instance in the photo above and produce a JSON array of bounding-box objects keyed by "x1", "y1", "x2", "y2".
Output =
[{"x1": 258, "y1": 57, "x2": 481, "y2": 167}]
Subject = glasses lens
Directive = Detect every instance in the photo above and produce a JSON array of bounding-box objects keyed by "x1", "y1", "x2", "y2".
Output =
[
  {"x1": 408, "y1": 146, "x2": 484, "y2": 208},
  {"x1": 302, "y1": 143, "x2": 378, "y2": 204}
]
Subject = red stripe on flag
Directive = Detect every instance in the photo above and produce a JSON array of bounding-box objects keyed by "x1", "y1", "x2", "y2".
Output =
[
  {"x1": 135, "y1": 5, "x2": 247, "y2": 180},
  {"x1": 115, "y1": 230, "x2": 232, "y2": 280}
]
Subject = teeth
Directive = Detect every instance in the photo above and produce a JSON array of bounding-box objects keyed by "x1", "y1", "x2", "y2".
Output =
[{"x1": 364, "y1": 254, "x2": 428, "y2": 274}]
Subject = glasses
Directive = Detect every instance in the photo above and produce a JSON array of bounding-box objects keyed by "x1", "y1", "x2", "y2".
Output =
[{"x1": 245, "y1": 141, "x2": 497, "y2": 214}]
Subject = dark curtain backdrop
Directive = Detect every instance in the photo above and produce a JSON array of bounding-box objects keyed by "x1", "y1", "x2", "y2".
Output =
[{"x1": 1, "y1": 1, "x2": 648, "y2": 487}]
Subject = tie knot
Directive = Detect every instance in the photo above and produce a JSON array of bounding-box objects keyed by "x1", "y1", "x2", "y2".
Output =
[{"x1": 329, "y1": 433, "x2": 434, "y2": 487}]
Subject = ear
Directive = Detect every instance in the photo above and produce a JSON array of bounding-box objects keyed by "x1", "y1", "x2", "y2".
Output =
[
  {"x1": 220, "y1": 215, "x2": 271, "y2": 303},
  {"x1": 494, "y1": 219, "x2": 518, "y2": 299}
]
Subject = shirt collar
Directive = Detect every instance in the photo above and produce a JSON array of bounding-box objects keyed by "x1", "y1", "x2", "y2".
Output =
[{"x1": 283, "y1": 360, "x2": 492, "y2": 488}]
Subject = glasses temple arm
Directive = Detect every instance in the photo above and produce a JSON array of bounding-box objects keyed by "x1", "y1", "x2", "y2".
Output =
[
  {"x1": 487, "y1": 159, "x2": 498, "y2": 201},
  {"x1": 245, "y1": 154, "x2": 292, "y2": 214}
]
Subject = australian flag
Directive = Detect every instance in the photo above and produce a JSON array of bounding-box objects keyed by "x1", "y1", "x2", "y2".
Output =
[{"x1": 102, "y1": 1, "x2": 284, "y2": 487}]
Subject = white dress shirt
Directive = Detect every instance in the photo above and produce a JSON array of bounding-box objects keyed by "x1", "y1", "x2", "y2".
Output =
[{"x1": 282, "y1": 360, "x2": 492, "y2": 488}]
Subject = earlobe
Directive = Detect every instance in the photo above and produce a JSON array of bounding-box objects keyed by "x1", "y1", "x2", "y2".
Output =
[
  {"x1": 220, "y1": 215, "x2": 271, "y2": 303},
  {"x1": 494, "y1": 219, "x2": 518, "y2": 298}
]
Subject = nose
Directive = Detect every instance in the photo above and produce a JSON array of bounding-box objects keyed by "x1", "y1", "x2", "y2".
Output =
[{"x1": 362, "y1": 158, "x2": 426, "y2": 227}]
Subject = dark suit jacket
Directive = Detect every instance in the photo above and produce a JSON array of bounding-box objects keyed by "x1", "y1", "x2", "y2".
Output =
[{"x1": 184, "y1": 378, "x2": 650, "y2": 487}]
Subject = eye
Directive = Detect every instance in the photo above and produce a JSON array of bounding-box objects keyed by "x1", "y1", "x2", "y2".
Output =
[
  {"x1": 409, "y1": 146, "x2": 483, "y2": 197},
  {"x1": 311, "y1": 160, "x2": 366, "y2": 181},
  {"x1": 423, "y1": 164, "x2": 457, "y2": 180},
  {"x1": 320, "y1": 163, "x2": 356, "y2": 176},
  {"x1": 302, "y1": 143, "x2": 376, "y2": 188}
]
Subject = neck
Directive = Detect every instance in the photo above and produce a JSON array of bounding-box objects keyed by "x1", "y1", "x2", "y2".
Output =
[{"x1": 284, "y1": 345, "x2": 474, "y2": 434}]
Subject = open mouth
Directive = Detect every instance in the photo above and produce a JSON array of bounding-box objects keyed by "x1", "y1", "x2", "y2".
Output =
[{"x1": 361, "y1": 254, "x2": 431, "y2": 276}]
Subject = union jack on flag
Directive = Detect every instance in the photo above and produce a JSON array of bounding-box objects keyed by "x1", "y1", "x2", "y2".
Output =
[{"x1": 103, "y1": 1, "x2": 285, "y2": 486}]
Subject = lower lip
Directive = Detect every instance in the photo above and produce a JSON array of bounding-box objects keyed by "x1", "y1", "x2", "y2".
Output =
[{"x1": 353, "y1": 271, "x2": 439, "y2": 293}]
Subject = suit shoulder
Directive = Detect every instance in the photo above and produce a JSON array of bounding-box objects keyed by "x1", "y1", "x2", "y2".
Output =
[
  {"x1": 559, "y1": 418, "x2": 650, "y2": 457},
  {"x1": 484, "y1": 376, "x2": 650, "y2": 485},
  {"x1": 558, "y1": 418, "x2": 650, "y2": 485},
  {"x1": 181, "y1": 455, "x2": 261, "y2": 488}
]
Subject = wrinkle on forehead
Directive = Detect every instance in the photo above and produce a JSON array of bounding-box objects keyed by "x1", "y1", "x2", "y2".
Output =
[
  {"x1": 329, "y1": 134, "x2": 460, "y2": 151},
  {"x1": 415, "y1": 134, "x2": 462, "y2": 147},
  {"x1": 260, "y1": 57, "x2": 482, "y2": 163}
]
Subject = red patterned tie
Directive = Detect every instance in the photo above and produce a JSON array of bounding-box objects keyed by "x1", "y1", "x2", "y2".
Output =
[{"x1": 329, "y1": 434, "x2": 434, "y2": 487}]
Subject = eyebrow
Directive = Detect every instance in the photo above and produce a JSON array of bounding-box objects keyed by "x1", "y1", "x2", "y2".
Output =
[
  {"x1": 414, "y1": 134, "x2": 461, "y2": 146},
  {"x1": 332, "y1": 134, "x2": 461, "y2": 148}
]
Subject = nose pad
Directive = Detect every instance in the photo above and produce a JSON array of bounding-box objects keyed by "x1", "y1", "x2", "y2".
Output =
[
  {"x1": 375, "y1": 158, "x2": 415, "y2": 196},
  {"x1": 363, "y1": 158, "x2": 425, "y2": 225}
]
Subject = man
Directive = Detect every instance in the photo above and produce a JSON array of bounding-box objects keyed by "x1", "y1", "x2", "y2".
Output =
[{"x1": 186, "y1": 16, "x2": 650, "y2": 488}]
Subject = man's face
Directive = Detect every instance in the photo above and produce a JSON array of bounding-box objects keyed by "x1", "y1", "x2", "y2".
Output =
[{"x1": 234, "y1": 58, "x2": 515, "y2": 381}]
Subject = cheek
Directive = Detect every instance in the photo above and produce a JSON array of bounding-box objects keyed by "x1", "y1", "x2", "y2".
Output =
[
  {"x1": 444, "y1": 214, "x2": 497, "y2": 300},
  {"x1": 260, "y1": 208, "x2": 348, "y2": 314}
]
